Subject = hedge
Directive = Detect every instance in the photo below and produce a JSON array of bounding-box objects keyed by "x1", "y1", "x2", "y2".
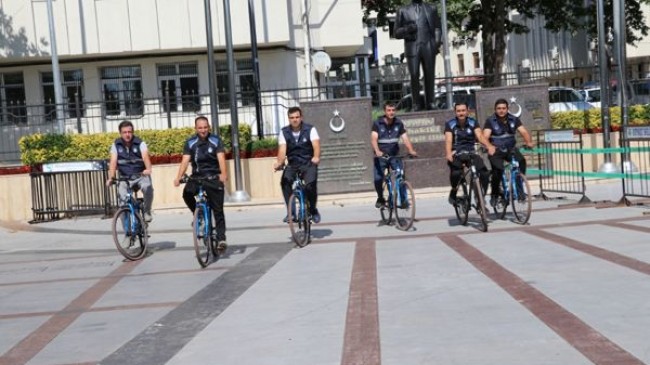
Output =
[
  {"x1": 550, "y1": 104, "x2": 650, "y2": 131},
  {"x1": 19, "y1": 124, "x2": 266, "y2": 166}
]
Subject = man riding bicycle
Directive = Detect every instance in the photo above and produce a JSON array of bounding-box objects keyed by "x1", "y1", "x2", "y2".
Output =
[
  {"x1": 173, "y1": 116, "x2": 228, "y2": 250},
  {"x1": 371, "y1": 101, "x2": 417, "y2": 208},
  {"x1": 106, "y1": 120, "x2": 154, "y2": 222},
  {"x1": 273, "y1": 106, "x2": 322, "y2": 224},
  {"x1": 445, "y1": 102, "x2": 494, "y2": 205},
  {"x1": 482, "y1": 98, "x2": 534, "y2": 207}
]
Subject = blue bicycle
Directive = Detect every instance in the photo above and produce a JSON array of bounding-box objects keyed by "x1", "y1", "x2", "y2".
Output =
[
  {"x1": 287, "y1": 170, "x2": 312, "y2": 247},
  {"x1": 492, "y1": 148, "x2": 532, "y2": 224},
  {"x1": 181, "y1": 175, "x2": 224, "y2": 267},
  {"x1": 111, "y1": 177, "x2": 148, "y2": 260},
  {"x1": 379, "y1": 154, "x2": 416, "y2": 231}
]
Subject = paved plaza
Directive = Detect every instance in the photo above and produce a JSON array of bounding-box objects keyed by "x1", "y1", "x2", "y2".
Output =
[{"x1": 1, "y1": 182, "x2": 650, "y2": 365}]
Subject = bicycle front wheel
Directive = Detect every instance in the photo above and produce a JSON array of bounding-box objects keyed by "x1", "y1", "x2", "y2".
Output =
[
  {"x1": 395, "y1": 180, "x2": 416, "y2": 230},
  {"x1": 288, "y1": 193, "x2": 310, "y2": 247},
  {"x1": 112, "y1": 208, "x2": 147, "y2": 261},
  {"x1": 495, "y1": 170, "x2": 509, "y2": 219},
  {"x1": 379, "y1": 179, "x2": 392, "y2": 225},
  {"x1": 192, "y1": 205, "x2": 211, "y2": 268},
  {"x1": 511, "y1": 173, "x2": 532, "y2": 224},
  {"x1": 473, "y1": 177, "x2": 488, "y2": 232},
  {"x1": 454, "y1": 180, "x2": 470, "y2": 225}
]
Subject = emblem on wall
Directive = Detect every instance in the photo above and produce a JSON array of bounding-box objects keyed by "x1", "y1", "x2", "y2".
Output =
[
  {"x1": 509, "y1": 96, "x2": 522, "y2": 117},
  {"x1": 329, "y1": 109, "x2": 346, "y2": 133}
]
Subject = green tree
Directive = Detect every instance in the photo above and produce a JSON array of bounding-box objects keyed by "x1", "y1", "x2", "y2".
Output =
[{"x1": 362, "y1": 0, "x2": 650, "y2": 86}]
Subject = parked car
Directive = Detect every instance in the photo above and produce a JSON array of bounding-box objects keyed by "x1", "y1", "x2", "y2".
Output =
[
  {"x1": 396, "y1": 87, "x2": 478, "y2": 111},
  {"x1": 548, "y1": 87, "x2": 595, "y2": 113},
  {"x1": 578, "y1": 87, "x2": 601, "y2": 108}
]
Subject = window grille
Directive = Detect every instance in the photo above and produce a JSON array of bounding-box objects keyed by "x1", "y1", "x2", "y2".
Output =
[
  {"x1": 156, "y1": 62, "x2": 200, "y2": 112},
  {"x1": 100, "y1": 66, "x2": 143, "y2": 117}
]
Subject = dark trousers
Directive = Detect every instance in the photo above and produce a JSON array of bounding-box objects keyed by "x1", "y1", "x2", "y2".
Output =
[
  {"x1": 374, "y1": 157, "x2": 404, "y2": 200},
  {"x1": 488, "y1": 148, "x2": 527, "y2": 197},
  {"x1": 406, "y1": 41, "x2": 436, "y2": 109},
  {"x1": 282, "y1": 163, "x2": 318, "y2": 213},
  {"x1": 182, "y1": 179, "x2": 226, "y2": 241},
  {"x1": 448, "y1": 154, "x2": 489, "y2": 194}
]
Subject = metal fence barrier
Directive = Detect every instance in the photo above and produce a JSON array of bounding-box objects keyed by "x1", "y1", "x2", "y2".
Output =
[
  {"x1": 534, "y1": 129, "x2": 590, "y2": 203},
  {"x1": 29, "y1": 160, "x2": 118, "y2": 223},
  {"x1": 621, "y1": 126, "x2": 650, "y2": 203}
]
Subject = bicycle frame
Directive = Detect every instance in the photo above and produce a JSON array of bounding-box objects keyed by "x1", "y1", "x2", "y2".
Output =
[
  {"x1": 502, "y1": 154, "x2": 521, "y2": 202},
  {"x1": 194, "y1": 183, "x2": 213, "y2": 238},
  {"x1": 382, "y1": 156, "x2": 406, "y2": 209},
  {"x1": 117, "y1": 180, "x2": 143, "y2": 234},
  {"x1": 291, "y1": 173, "x2": 310, "y2": 222}
]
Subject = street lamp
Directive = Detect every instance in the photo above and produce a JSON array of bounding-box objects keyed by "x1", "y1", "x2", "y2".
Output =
[
  {"x1": 596, "y1": 0, "x2": 618, "y2": 173},
  {"x1": 223, "y1": 0, "x2": 250, "y2": 202},
  {"x1": 45, "y1": 0, "x2": 65, "y2": 133}
]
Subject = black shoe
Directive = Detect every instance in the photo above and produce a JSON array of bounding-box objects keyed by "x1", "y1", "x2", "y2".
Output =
[
  {"x1": 375, "y1": 198, "x2": 386, "y2": 209},
  {"x1": 311, "y1": 209, "x2": 321, "y2": 224},
  {"x1": 448, "y1": 191, "x2": 457, "y2": 205},
  {"x1": 490, "y1": 195, "x2": 498, "y2": 207},
  {"x1": 282, "y1": 215, "x2": 289, "y2": 223}
]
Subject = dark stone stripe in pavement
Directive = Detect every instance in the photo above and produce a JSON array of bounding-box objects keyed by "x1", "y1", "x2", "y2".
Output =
[
  {"x1": 603, "y1": 221, "x2": 650, "y2": 234},
  {"x1": 341, "y1": 239, "x2": 381, "y2": 365},
  {"x1": 0, "y1": 302, "x2": 182, "y2": 321},
  {"x1": 527, "y1": 229, "x2": 650, "y2": 276},
  {"x1": 439, "y1": 234, "x2": 645, "y2": 365},
  {"x1": 99, "y1": 242, "x2": 292, "y2": 365},
  {"x1": 0, "y1": 260, "x2": 143, "y2": 365},
  {"x1": 0, "y1": 266, "x2": 229, "y2": 288},
  {"x1": 0, "y1": 253, "x2": 116, "y2": 266}
]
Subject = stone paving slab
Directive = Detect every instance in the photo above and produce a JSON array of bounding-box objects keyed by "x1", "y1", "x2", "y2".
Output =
[{"x1": 1, "y1": 182, "x2": 650, "y2": 365}]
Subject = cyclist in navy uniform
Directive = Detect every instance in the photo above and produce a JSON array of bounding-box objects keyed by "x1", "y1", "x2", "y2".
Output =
[
  {"x1": 106, "y1": 120, "x2": 154, "y2": 222},
  {"x1": 173, "y1": 116, "x2": 228, "y2": 250},
  {"x1": 370, "y1": 101, "x2": 417, "y2": 208},
  {"x1": 273, "y1": 106, "x2": 322, "y2": 223},
  {"x1": 444, "y1": 102, "x2": 494, "y2": 205},
  {"x1": 482, "y1": 98, "x2": 534, "y2": 207}
]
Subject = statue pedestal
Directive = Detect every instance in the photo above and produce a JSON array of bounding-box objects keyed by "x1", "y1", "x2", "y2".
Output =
[{"x1": 398, "y1": 109, "x2": 455, "y2": 188}]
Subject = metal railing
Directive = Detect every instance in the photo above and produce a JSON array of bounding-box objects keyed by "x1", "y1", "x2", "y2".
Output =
[
  {"x1": 534, "y1": 129, "x2": 590, "y2": 203},
  {"x1": 29, "y1": 161, "x2": 118, "y2": 223},
  {"x1": 621, "y1": 126, "x2": 650, "y2": 203}
]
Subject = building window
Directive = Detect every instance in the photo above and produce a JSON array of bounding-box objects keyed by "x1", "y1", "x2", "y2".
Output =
[
  {"x1": 156, "y1": 62, "x2": 200, "y2": 112},
  {"x1": 41, "y1": 70, "x2": 85, "y2": 121},
  {"x1": 100, "y1": 65, "x2": 143, "y2": 117},
  {"x1": 457, "y1": 54, "x2": 465, "y2": 75},
  {"x1": 0, "y1": 72, "x2": 26, "y2": 125},
  {"x1": 216, "y1": 59, "x2": 255, "y2": 110},
  {"x1": 473, "y1": 52, "x2": 480, "y2": 70}
]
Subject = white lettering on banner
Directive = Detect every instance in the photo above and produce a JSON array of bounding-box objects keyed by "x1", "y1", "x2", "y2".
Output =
[
  {"x1": 544, "y1": 130, "x2": 575, "y2": 142},
  {"x1": 626, "y1": 126, "x2": 650, "y2": 140}
]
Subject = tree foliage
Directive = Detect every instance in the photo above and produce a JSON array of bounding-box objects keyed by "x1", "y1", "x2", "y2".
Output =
[{"x1": 362, "y1": 0, "x2": 650, "y2": 86}]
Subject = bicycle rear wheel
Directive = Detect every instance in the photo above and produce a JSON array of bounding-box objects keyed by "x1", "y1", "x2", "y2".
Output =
[
  {"x1": 454, "y1": 180, "x2": 470, "y2": 225},
  {"x1": 472, "y1": 177, "x2": 488, "y2": 232},
  {"x1": 511, "y1": 173, "x2": 532, "y2": 224},
  {"x1": 112, "y1": 208, "x2": 147, "y2": 261},
  {"x1": 379, "y1": 179, "x2": 392, "y2": 224},
  {"x1": 192, "y1": 205, "x2": 211, "y2": 268},
  {"x1": 288, "y1": 193, "x2": 310, "y2": 247},
  {"x1": 395, "y1": 180, "x2": 416, "y2": 230}
]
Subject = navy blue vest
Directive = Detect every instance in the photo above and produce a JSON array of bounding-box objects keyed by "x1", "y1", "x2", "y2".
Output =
[
  {"x1": 115, "y1": 137, "x2": 145, "y2": 177},
  {"x1": 447, "y1": 117, "x2": 478, "y2": 153},
  {"x1": 282, "y1": 123, "x2": 314, "y2": 166},
  {"x1": 486, "y1": 114, "x2": 518, "y2": 150},
  {"x1": 373, "y1": 118, "x2": 405, "y2": 156},
  {"x1": 186, "y1": 134, "x2": 222, "y2": 176}
]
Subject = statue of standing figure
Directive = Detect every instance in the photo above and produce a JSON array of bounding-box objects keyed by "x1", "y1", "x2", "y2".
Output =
[{"x1": 394, "y1": 0, "x2": 442, "y2": 111}]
